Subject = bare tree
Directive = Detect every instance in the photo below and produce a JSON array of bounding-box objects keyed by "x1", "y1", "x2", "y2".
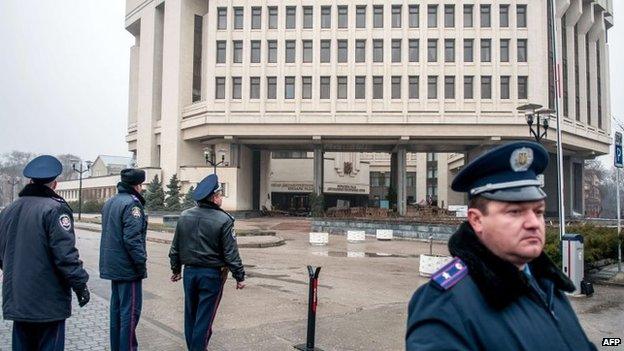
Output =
[{"x1": 56, "y1": 154, "x2": 83, "y2": 181}]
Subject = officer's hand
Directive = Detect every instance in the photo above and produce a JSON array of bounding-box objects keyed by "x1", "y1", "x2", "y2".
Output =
[
  {"x1": 171, "y1": 273, "x2": 182, "y2": 282},
  {"x1": 75, "y1": 286, "x2": 90, "y2": 307},
  {"x1": 236, "y1": 281, "x2": 245, "y2": 290}
]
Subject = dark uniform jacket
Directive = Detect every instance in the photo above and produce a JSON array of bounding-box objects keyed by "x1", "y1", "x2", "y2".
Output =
[
  {"x1": 406, "y1": 222, "x2": 596, "y2": 351},
  {"x1": 99, "y1": 182, "x2": 147, "y2": 281},
  {"x1": 169, "y1": 201, "x2": 245, "y2": 282},
  {"x1": 0, "y1": 184, "x2": 89, "y2": 322}
]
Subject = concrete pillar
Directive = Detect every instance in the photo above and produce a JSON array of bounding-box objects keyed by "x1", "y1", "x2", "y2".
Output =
[
  {"x1": 259, "y1": 150, "x2": 272, "y2": 210},
  {"x1": 390, "y1": 152, "x2": 398, "y2": 194},
  {"x1": 396, "y1": 147, "x2": 407, "y2": 216},
  {"x1": 313, "y1": 146, "x2": 324, "y2": 195},
  {"x1": 415, "y1": 153, "x2": 427, "y2": 203}
]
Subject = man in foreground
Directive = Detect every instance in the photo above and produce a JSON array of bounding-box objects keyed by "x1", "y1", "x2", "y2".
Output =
[
  {"x1": 406, "y1": 141, "x2": 596, "y2": 350},
  {"x1": 0, "y1": 155, "x2": 90, "y2": 350},
  {"x1": 169, "y1": 174, "x2": 245, "y2": 350},
  {"x1": 100, "y1": 168, "x2": 147, "y2": 351}
]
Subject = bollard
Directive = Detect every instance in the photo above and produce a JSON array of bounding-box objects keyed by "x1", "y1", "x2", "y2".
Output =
[{"x1": 294, "y1": 266, "x2": 324, "y2": 351}]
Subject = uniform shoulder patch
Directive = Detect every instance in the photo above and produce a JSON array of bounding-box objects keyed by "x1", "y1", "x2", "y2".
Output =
[
  {"x1": 431, "y1": 257, "x2": 468, "y2": 291},
  {"x1": 131, "y1": 206, "x2": 142, "y2": 218},
  {"x1": 130, "y1": 195, "x2": 141, "y2": 203},
  {"x1": 59, "y1": 214, "x2": 72, "y2": 231}
]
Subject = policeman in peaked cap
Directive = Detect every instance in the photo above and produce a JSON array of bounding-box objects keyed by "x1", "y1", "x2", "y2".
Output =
[
  {"x1": 99, "y1": 167, "x2": 147, "y2": 350},
  {"x1": 169, "y1": 174, "x2": 245, "y2": 350},
  {"x1": 0, "y1": 155, "x2": 90, "y2": 350},
  {"x1": 406, "y1": 141, "x2": 596, "y2": 351}
]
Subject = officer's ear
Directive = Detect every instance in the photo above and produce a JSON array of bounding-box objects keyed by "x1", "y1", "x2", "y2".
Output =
[
  {"x1": 467, "y1": 208, "x2": 485, "y2": 235},
  {"x1": 48, "y1": 180, "x2": 58, "y2": 190}
]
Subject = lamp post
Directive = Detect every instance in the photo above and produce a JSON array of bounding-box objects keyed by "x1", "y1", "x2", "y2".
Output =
[
  {"x1": 7, "y1": 177, "x2": 19, "y2": 203},
  {"x1": 72, "y1": 161, "x2": 92, "y2": 220},
  {"x1": 517, "y1": 104, "x2": 554, "y2": 143},
  {"x1": 204, "y1": 148, "x2": 226, "y2": 175}
]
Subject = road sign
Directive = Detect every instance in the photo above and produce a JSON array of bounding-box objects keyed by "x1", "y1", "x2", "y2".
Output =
[{"x1": 615, "y1": 132, "x2": 623, "y2": 168}]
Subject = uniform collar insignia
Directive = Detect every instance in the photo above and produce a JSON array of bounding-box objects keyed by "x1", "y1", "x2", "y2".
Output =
[{"x1": 431, "y1": 257, "x2": 468, "y2": 290}]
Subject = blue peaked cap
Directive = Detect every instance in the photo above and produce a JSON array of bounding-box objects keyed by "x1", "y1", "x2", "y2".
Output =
[
  {"x1": 451, "y1": 141, "x2": 549, "y2": 202},
  {"x1": 23, "y1": 155, "x2": 63, "y2": 183},
  {"x1": 193, "y1": 174, "x2": 222, "y2": 201}
]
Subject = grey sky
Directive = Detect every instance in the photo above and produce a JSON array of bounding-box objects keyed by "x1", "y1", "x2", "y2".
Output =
[{"x1": 0, "y1": 1, "x2": 622, "y2": 163}]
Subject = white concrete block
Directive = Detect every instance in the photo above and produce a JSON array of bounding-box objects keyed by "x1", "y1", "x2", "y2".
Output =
[
  {"x1": 309, "y1": 232, "x2": 329, "y2": 246},
  {"x1": 376, "y1": 229, "x2": 393, "y2": 241},
  {"x1": 418, "y1": 255, "x2": 453, "y2": 277},
  {"x1": 347, "y1": 230, "x2": 366, "y2": 243}
]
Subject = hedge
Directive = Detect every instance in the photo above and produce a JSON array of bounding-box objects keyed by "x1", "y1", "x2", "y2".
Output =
[{"x1": 544, "y1": 224, "x2": 623, "y2": 269}]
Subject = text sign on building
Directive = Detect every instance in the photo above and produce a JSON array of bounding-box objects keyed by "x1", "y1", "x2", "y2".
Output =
[{"x1": 615, "y1": 132, "x2": 623, "y2": 168}]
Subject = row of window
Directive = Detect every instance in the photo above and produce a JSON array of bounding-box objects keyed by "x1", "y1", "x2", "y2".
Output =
[
  {"x1": 217, "y1": 38, "x2": 528, "y2": 64},
  {"x1": 213, "y1": 75, "x2": 529, "y2": 100},
  {"x1": 217, "y1": 4, "x2": 528, "y2": 31}
]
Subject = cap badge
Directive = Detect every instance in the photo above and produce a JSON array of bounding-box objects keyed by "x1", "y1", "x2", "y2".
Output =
[{"x1": 510, "y1": 147, "x2": 534, "y2": 172}]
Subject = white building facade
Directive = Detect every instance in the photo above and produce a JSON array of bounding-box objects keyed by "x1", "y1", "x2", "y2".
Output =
[{"x1": 124, "y1": 0, "x2": 612, "y2": 214}]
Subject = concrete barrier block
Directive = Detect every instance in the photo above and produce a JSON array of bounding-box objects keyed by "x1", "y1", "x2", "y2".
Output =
[
  {"x1": 418, "y1": 255, "x2": 453, "y2": 277},
  {"x1": 376, "y1": 229, "x2": 393, "y2": 241},
  {"x1": 347, "y1": 230, "x2": 366, "y2": 243},
  {"x1": 309, "y1": 232, "x2": 329, "y2": 246}
]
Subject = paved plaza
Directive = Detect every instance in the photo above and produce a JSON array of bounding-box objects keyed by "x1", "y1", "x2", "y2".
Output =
[{"x1": 1, "y1": 217, "x2": 623, "y2": 350}]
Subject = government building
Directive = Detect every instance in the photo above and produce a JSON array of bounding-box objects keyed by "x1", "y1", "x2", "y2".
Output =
[{"x1": 117, "y1": 0, "x2": 613, "y2": 215}]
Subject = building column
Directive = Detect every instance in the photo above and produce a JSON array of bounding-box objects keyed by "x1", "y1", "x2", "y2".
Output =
[
  {"x1": 313, "y1": 146, "x2": 324, "y2": 196},
  {"x1": 259, "y1": 150, "x2": 272, "y2": 210},
  {"x1": 396, "y1": 147, "x2": 407, "y2": 216}
]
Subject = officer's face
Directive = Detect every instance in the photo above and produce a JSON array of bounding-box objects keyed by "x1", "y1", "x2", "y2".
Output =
[
  {"x1": 212, "y1": 191, "x2": 224, "y2": 206},
  {"x1": 468, "y1": 200, "x2": 546, "y2": 268}
]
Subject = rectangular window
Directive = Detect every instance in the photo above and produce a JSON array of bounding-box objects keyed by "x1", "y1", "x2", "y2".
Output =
[
  {"x1": 464, "y1": 76, "x2": 474, "y2": 99},
  {"x1": 463, "y1": 5, "x2": 473, "y2": 27},
  {"x1": 215, "y1": 77, "x2": 225, "y2": 99},
  {"x1": 480, "y1": 5, "x2": 491, "y2": 27},
  {"x1": 286, "y1": 6, "x2": 296, "y2": 29},
  {"x1": 267, "y1": 76, "x2": 276, "y2": 99},
  {"x1": 285, "y1": 40, "x2": 295, "y2": 63},
  {"x1": 250, "y1": 76, "x2": 260, "y2": 99},
  {"x1": 373, "y1": 76, "x2": 383, "y2": 99},
  {"x1": 517, "y1": 5, "x2": 527, "y2": 28},
  {"x1": 192, "y1": 15, "x2": 202, "y2": 102},
  {"x1": 356, "y1": 5, "x2": 366, "y2": 28},
  {"x1": 232, "y1": 40, "x2": 243, "y2": 63},
  {"x1": 500, "y1": 76, "x2": 510, "y2": 99},
  {"x1": 409, "y1": 5, "x2": 419, "y2": 28},
  {"x1": 444, "y1": 76, "x2": 455, "y2": 99},
  {"x1": 464, "y1": 39, "x2": 474, "y2": 62},
  {"x1": 216, "y1": 41, "x2": 226, "y2": 63},
  {"x1": 251, "y1": 7, "x2": 261, "y2": 29},
  {"x1": 444, "y1": 39, "x2": 455, "y2": 62},
  {"x1": 428, "y1": 76, "x2": 438, "y2": 99},
  {"x1": 355, "y1": 76, "x2": 366, "y2": 99},
  {"x1": 392, "y1": 5, "x2": 402, "y2": 28},
  {"x1": 232, "y1": 76, "x2": 242, "y2": 99},
  {"x1": 499, "y1": 5, "x2": 509, "y2": 27},
  {"x1": 302, "y1": 40, "x2": 312, "y2": 63},
  {"x1": 284, "y1": 76, "x2": 295, "y2": 99},
  {"x1": 500, "y1": 39, "x2": 510, "y2": 62},
  {"x1": 373, "y1": 39, "x2": 384, "y2": 62},
  {"x1": 338, "y1": 5, "x2": 348, "y2": 28},
  {"x1": 302, "y1": 76, "x2": 312, "y2": 99},
  {"x1": 267, "y1": 40, "x2": 277, "y2": 63},
  {"x1": 373, "y1": 5, "x2": 384, "y2": 28},
  {"x1": 409, "y1": 76, "x2": 419, "y2": 99},
  {"x1": 518, "y1": 76, "x2": 528, "y2": 99},
  {"x1": 268, "y1": 7, "x2": 278, "y2": 29},
  {"x1": 409, "y1": 39, "x2": 419, "y2": 62},
  {"x1": 480, "y1": 39, "x2": 491, "y2": 62},
  {"x1": 391, "y1": 76, "x2": 401, "y2": 99},
  {"x1": 337, "y1": 76, "x2": 347, "y2": 99},
  {"x1": 444, "y1": 5, "x2": 455, "y2": 28},
  {"x1": 321, "y1": 6, "x2": 331, "y2": 28},
  {"x1": 481, "y1": 76, "x2": 492, "y2": 99},
  {"x1": 355, "y1": 40, "x2": 366, "y2": 62},
  {"x1": 303, "y1": 6, "x2": 313, "y2": 29},
  {"x1": 320, "y1": 40, "x2": 331, "y2": 63},
  {"x1": 337, "y1": 40, "x2": 348, "y2": 63},
  {"x1": 233, "y1": 7, "x2": 243, "y2": 29},
  {"x1": 428, "y1": 5, "x2": 437, "y2": 28},
  {"x1": 517, "y1": 39, "x2": 527, "y2": 62},
  {"x1": 217, "y1": 7, "x2": 227, "y2": 30},
  {"x1": 392, "y1": 39, "x2": 402, "y2": 63},
  {"x1": 427, "y1": 39, "x2": 437, "y2": 62},
  {"x1": 250, "y1": 41, "x2": 261, "y2": 63},
  {"x1": 320, "y1": 76, "x2": 330, "y2": 99}
]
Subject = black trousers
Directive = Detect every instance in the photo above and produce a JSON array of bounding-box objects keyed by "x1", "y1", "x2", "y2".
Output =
[{"x1": 13, "y1": 320, "x2": 65, "y2": 351}]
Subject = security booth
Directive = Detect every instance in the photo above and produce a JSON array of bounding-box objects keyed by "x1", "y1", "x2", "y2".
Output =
[{"x1": 561, "y1": 234, "x2": 593, "y2": 296}]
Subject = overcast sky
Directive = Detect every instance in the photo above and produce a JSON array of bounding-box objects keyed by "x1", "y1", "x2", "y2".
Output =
[{"x1": 0, "y1": 1, "x2": 622, "y2": 163}]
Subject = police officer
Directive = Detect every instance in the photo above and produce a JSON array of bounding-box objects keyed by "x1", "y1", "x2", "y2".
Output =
[
  {"x1": 169, "y1": 174, "x2": 245, "y2": 350},
  {"x1": 406, "y1": 141, "x2": 596, "y2": 350},
  {"x1": 100, "y1": 168, "x2": 147, "y2": 351},
  {"x1": 0, "y1": 155, "x2": 90, "y2": 350}
]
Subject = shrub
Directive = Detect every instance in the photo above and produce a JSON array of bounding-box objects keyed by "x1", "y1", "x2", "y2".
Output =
[
  {"x1": 309, "y1": 193, "x2": 325, "y2": 217},
  {"x1": 544, "y1": 224, "x2": 623, "y2": 269}
]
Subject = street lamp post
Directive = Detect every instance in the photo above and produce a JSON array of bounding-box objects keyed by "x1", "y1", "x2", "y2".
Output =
[
  {"x1": 7, "y1": 177, "x2": 19, "y2": 203},
  {"x1": 72, "y1": 161, "x2": 91, "y2": 221},
  {"x1": 204, "y1": 149, "x2": 226, "y2": 175}
]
